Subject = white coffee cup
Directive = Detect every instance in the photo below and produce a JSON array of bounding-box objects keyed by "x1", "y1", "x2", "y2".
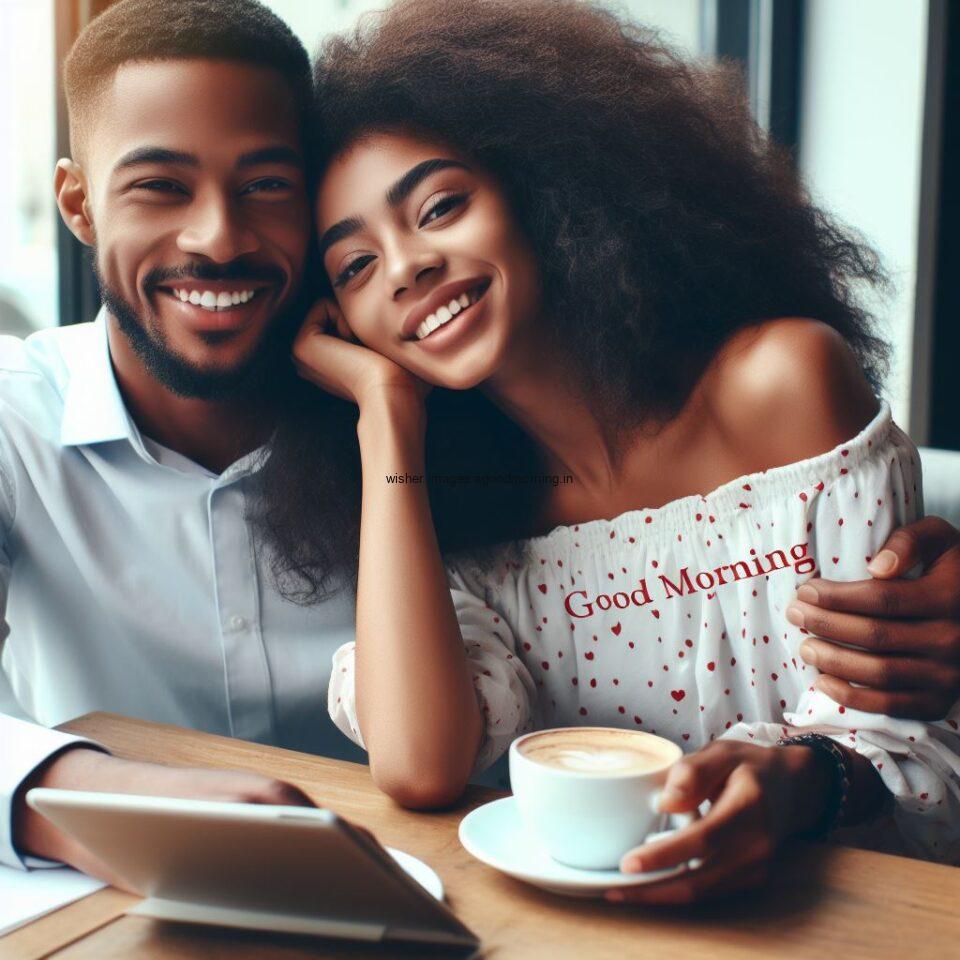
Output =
[{"x1": 509, "y1": 726, "x2": 695, "y2": 871}]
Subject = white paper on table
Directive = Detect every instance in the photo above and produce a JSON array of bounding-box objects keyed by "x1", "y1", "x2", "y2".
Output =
[{"x1": 0, "y1": 864, "x2": 105, "y2": 936}]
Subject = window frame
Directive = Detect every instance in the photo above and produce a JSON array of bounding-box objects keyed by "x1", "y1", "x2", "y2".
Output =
[{"x1": 55, "y1": 0, "x2": 112, "y2": 327}]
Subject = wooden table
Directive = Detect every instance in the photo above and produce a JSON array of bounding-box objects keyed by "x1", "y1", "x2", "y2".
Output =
[{"x1": 4, "y1": 713, "x2": 959, "y2": 960}]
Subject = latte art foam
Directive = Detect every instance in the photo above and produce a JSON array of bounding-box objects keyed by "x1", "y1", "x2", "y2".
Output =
[
  {"x1": 542, "y1": 748, "x2": 651, "y2": 773},
  {"x1": 518, "y1": 729, "x2": 674, "y2": 775}
]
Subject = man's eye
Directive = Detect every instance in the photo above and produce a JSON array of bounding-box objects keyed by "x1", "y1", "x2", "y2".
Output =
[
  {"x1": 135, "y1": 180, "x2": 186, "y2": 195},
  {"x1": 334, "y1": 254, "x2": 375, "y2": 287},
  {"x1": 419, "y1": 193, "x2": 467, "y2": 227},
  {"x1": 241, "y1": 178, "x2": 291, "y2": 196}
]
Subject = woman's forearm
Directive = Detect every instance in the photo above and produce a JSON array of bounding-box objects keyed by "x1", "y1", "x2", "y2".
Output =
[{"x1": 354, "y1": 395, "x2": 483, "y2": 808}]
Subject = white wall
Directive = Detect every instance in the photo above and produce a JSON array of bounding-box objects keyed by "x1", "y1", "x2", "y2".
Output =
[{"x1": 799, "y1": 0, "x2": 928, "y2": 430}]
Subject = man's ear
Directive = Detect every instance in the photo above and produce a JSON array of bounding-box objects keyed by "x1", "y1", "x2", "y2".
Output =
[{"x1": 55, "y1": 159, "x2": 95, "y2": 247}]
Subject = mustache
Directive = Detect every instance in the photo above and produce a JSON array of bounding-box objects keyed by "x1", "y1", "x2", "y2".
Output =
[{"x1": 143, "y1": 261, "x2": 287, "y2": 289}]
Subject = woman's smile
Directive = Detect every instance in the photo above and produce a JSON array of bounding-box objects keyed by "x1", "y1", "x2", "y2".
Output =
[{"x1": 403, "y1": 277, "x2": 492, "y2": 344}]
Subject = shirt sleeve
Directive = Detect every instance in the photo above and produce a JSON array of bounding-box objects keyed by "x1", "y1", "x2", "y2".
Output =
[
  {"x1": 722, "y1": 430, "x2": 960, "y2": 863},
  {"x1": 0, "y1": 446, "x2": 106, "y2": 870},
  {"x1": 327, "y1": 560, "x2": 538, "y2": 773}
]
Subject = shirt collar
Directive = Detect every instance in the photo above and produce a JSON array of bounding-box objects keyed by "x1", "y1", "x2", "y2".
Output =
[
  {"x1": 58, "y1": 308, "x2": 270, "y2": 482},
  {"x1": 59, "y1": 308, "x2": 137, "y2": 448}
]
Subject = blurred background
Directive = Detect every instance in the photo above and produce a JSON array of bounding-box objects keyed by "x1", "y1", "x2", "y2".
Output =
[{"x1": 2, "y1": 0, "x2": 956, "y2": 450}]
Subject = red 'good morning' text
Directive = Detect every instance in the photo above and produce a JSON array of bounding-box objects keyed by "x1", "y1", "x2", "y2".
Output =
[{"x1": 563, "y1": 541, "x2": 816, "y2": 619}]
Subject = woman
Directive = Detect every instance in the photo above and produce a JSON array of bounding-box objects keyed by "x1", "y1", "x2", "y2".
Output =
[{"x1": 257, "y1": 0, "x2": 960, "y2": 898}]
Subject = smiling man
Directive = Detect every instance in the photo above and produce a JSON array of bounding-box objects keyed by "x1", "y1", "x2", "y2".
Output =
[
  {"x1": 0, "y1": 0, "x2": 367, "y2": 883},
  {"x1": 1, "y1": 0, "x2": 959, "y2": 888}
]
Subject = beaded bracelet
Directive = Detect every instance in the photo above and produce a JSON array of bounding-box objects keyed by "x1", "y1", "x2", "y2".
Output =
[{"x1": 776, "y1": 733, "x2": 853, "y2": 839}]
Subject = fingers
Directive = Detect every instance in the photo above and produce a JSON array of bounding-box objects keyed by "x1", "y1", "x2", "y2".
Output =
[
  {"x1": 814, "y1": 674, "x2": 955, "y2": 721},
  {"x1": 615, "y1": 765, "x2": 774, "y2": 903},
  {"x1": 607, "y1": 856, "x2": 768, "y2": 905},
  {"x1": 868, "y1": 517, "x2": 960, "y2": 579},
  {"x1": 252, "y1": 780, "x2": 316, "y2": 807},
  {"x1": 788, "y1": 598, "x2": 958, "y2": 659},
  {"x1": 795, "y1": 574, "x2": 955, "y2": 621},
  {"x1": 621, "y1": 763, "x2": 766, "y2": 874},
  {"x1": 798, "y1": 635, "x2": 960, "y2": 690},
  {"x1": 657, "y1": 741, "x2": 744, "y2": 813}
]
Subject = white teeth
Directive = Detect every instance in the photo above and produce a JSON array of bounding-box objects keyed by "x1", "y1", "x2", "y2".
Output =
[
  {"x1": 413, "y1": 285, "x2": 490, "y2": 340},
  {"x1": 172, "y1": 288, "x2": 257, "y2": 310}
]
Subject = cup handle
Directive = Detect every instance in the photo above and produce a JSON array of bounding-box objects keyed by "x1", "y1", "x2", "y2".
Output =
[
  {"x1": 649, "y1": 790, "x2": 702, "y2": 826},
  {"x1": 648, "y1": 791, "x2": 704, "y2": 869}
]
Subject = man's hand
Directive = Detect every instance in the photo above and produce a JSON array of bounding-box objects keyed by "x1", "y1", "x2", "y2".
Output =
[
  {"x1": 13, "y1": 748, "x2": 315, "y2": 890},
  {"x1": 786, "y1": 517, "x2": 960, "y2": 720},
  {"x1": 606, "y1": 741, "x2": 831, "y2": 904}
]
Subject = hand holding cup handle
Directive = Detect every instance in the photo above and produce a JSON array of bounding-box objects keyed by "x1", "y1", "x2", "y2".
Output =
[{"x1": 636, "y1": 790, "x2": 704, "y2": 871}]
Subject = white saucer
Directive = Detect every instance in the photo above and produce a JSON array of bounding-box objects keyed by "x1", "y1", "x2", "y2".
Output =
[
  {"x1": 387, "y1": 847, "x2": 444, "y2": 901},
  {"x1": 458, "y1": 797, "x2": 693, "y2": 898}
]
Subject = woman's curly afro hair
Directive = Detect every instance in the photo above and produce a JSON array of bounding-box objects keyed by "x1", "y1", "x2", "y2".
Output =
[{"x1": 253, "y1": 0, "x2": 890, "y2": 603}]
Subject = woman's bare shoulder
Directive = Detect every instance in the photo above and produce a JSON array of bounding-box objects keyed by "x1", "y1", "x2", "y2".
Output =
[{"x1": 698, "y1": 317, "x2": 880, "y2": 472}]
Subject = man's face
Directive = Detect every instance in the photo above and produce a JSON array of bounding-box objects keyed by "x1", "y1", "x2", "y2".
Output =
[{"x1": 76, "y1": 59, "x2": 310, "y2": 398}]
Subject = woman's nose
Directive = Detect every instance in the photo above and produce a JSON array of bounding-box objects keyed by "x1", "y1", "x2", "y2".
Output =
[{"x1": 387, "y1": 242, "x2": 445, "y2": 300}]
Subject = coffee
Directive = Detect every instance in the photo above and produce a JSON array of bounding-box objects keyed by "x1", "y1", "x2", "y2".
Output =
[
  {"x1": 518, "y1": 728, "x2": 673, "y2": 776},
  {"x1": 510, "y1": 727, "x2": 688, "y2": 869}
]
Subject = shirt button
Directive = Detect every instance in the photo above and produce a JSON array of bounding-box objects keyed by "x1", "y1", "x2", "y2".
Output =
[{"x1": 229, "y1": 615, "x2": 248, "y2": 631}]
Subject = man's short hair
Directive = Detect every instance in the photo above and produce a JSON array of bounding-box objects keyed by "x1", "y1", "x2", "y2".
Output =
[{"x1": 63, "y1": 0, "x2": 312, "y2": 162}]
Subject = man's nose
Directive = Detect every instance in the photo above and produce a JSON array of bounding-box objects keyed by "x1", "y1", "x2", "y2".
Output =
[{"x1": 176, "y1": 193, "x2": 259, "y2": 263}]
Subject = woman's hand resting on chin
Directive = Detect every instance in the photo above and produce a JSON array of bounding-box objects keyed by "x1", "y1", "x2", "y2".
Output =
[{"x1": 293, "y1": 298, "x2": 432, "y2": 410}]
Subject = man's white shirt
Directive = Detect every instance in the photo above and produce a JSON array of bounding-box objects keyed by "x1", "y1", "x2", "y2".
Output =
[{"x1": 0, "y1": 310, "x2": 360, "y2": 868}]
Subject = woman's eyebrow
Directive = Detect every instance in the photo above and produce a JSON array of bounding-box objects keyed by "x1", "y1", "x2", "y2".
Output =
[
  {"x1": 385, "y1": 158, "x2": 469, "y2": 206},
  {"x1": 319, "y1": 158, "x2": 470, "y2": 257},
  {"x1": 318, "y1": 216, "x2": 365, "y2": 257}
]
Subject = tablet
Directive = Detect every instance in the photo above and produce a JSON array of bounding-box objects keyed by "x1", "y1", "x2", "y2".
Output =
[{"x1": 27, "y1": 788, "x2": 479, "y2": 953}]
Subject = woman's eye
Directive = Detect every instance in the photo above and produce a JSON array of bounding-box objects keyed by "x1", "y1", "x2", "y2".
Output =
[
  {"x1": 418, "y1": 193, "x2": 468, "y2": 227},
  {"x1": 241, "y1": 178, "x2": 291, "y2": 196},
  {"x1": 334, "y1": 254, "x2": 375, "y2": 288}
]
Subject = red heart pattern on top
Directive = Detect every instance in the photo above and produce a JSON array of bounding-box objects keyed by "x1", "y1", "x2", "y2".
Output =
[{"x1": 419, "y1": 439, "x2": 933, "y2": 810}]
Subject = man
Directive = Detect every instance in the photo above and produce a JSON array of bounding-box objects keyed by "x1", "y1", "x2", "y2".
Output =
[{"x1": 2, "y1": 0, "x2": 959, "y2": 885}]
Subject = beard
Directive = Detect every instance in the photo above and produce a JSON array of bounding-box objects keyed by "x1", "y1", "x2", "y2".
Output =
[{"x1": 94, "y1": 259, "x2": 302, "y2": 402}]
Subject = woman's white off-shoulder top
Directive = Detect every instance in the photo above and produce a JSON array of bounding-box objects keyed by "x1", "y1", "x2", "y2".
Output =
[{"x1": 330, "y1": 403, "x2": 960, "y2": 863}]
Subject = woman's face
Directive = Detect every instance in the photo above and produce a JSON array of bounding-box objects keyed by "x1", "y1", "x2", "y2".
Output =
[{"x1": 316, "y1": 130, "x2": 541, "y2": 389}]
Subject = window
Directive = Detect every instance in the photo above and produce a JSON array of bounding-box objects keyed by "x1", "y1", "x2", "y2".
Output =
[
  {"x1": 0, "y1": 0, "x2": 58, "y2": 335},
  {"x1": 15, "y1": 0, "x2": 934, "y2": 438}
]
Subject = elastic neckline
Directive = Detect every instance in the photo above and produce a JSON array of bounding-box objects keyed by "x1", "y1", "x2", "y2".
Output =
[{"x1": 516, "y1": 401, "x2": 894, "y2": 557}]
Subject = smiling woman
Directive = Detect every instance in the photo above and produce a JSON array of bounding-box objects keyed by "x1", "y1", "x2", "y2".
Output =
[{"x1": 251, "y1": 0, "x2": 960, "y2": 890}]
